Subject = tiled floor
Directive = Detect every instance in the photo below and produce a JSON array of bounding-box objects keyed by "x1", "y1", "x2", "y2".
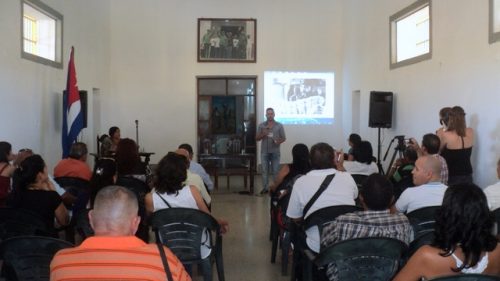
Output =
[{"x1": 194, "y1": 178, "x2": 290, "y2": 281}]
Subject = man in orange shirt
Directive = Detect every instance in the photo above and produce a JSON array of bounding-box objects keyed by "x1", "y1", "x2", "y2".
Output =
[
  {"x1": 50, "y1": 185, "x2": 191, "y2": 281},
  {"x1": 53, "y1": 142, "x2": 92, "y2": 181}
]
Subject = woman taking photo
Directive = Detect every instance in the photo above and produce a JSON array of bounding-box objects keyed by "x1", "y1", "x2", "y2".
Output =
[
  {"x1": 437, "y1": 106, "x2": 474, "y2": 185},
  {"x1": 394, "y1": 184, "x2": 500, "y2": 280}
]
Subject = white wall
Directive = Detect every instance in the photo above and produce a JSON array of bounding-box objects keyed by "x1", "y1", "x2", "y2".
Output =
[
  {"x1": 0, "y1": 0, "x2": 111, "y2": 169},
  {"x1": 106, "y1": 0, "x2": 346, "y2": 165},
  {"x1": 341, "y1": 0, "x2": 500, "y2": 187}
]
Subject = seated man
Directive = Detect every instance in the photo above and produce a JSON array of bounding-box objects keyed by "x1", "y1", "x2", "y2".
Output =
[
  {"x1": 336, "y1": 140, "x2": 379, "y2": 176},
  {"x1": 395, "y1": 155, "x2": 448, "y2": 213},
  {"x1": 321, "y1": 173, "x2": 413, "y2": 280},
  {"x1": 286, "y1": 142, "x2": 358, "y2": 253},
  {"x1": 175, "y1": 148, "x2": 211, "y2": 207},
  {"x1": 50, "y1": 185, "x2": 190, "y2": 281},
  {"x1": 483, "y1": 157, "x2": 500, "y2": 210},
  {"x1": 387, "y1": 147, "x2": 417, "y2": 199},
  {"x1": 409, "y1": 133, "x2": 449, "y2": 185},
  {"x1": 54, "y1": 142, "x2": 92, "y2": 181},
  {"x1": 178, "y1": 143, "x2": 214, "y2": 192}
]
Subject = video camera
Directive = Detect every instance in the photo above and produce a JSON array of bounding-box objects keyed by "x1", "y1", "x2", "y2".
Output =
[{"x1": 394, "y1": 135, "x2": 411, "y2": 148}]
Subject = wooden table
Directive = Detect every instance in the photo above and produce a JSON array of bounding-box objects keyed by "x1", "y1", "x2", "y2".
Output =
[
  {"x1": 198, "y1": 153, "x2": 256, "y2": 194},
  {"x1": 90, "y1": 152, "x2": 155, "y2": 166}
]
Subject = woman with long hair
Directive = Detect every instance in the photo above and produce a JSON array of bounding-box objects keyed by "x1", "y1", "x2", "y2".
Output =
[
  {"x1": 8, "y1": 155, "x2": 69, "y2": 229},
  {"x1": 437, "y1": 106, "x2": 474, "y2": 185},
  {"x1": 394, "y1": 183, "x2": 500, "y2": 280},
  {"x1": 0, "y1": 142, "x2": 16, "y2": 206},
  {"x1": 268, "y1": 143, "x2": 311, "y2": 195}
]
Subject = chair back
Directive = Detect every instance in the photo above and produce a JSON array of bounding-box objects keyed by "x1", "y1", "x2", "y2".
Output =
[
  {"x1": 115, "y1": 176, "x2": 149, "y2": 214},
  {"x1": 54, "y1": 177, "x2": 90, "y2": 213},
  {"x1": 491, "y1": 207, "x2": 500, "y2": 235},
  {"x1": 304, "y1": 205, "x2": 362, "y2": 244},
  {"x1": 407, "y1": 230, "x2": 434, "y2": 258},
  {"x1": 429, "y1": 274, "x2": 500, "y2": 280},
  {"x1": 314, "y1": 237, "x2": 408, "y2": 281},
  {"x1": 351, "y1": 174, "x2": 368, "y2": 189},
  {"x1": 0, "y1": 208, "x2": 53, "y2": 241},
  {"x1": 406, "y1": 206, "x2": 440, "y2": 238},
  {"x1": 151, "y1": 208, "x2": 225, "y2": 281},
  {"x1": 0, "y1": 235, "x2": 73, "y2": 281},
  {"x1": 74, "y1": 208, "x2": 94, "y2": 239}
]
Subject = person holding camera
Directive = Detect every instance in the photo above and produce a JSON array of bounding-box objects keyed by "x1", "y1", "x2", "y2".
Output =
[{"x1": 408, "y1": 133, "x2": 449, "y2": 185}]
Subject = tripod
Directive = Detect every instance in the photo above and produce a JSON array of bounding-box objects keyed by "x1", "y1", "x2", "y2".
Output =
[{"x1": 383, "y1": 136, "x2": 406, "y2": 175}]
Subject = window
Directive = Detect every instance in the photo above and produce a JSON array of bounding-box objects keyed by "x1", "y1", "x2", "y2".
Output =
[
  {"x1": 21, "y1": 0, "x2": 63, "y2": 68},
  {"x1": 490, "y1": 0, "x2": 500, "y2": 43},
  {"x1": 390, "y1": 0, "x2": 431, "y2": 69}
]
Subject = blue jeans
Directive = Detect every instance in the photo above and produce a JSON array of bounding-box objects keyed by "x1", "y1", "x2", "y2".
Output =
[{"x1": 261, "y1": 152, "x2": 281, "y2": 191}]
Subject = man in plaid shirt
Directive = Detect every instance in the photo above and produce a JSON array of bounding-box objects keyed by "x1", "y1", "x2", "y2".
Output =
[{"x1": 320, "y1": 174, "x2": 413, "y2": 280}]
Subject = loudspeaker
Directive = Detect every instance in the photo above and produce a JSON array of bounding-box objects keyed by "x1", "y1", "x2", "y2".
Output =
[
  {"x1": 79, "y1": 91, "x2": 88, "y2": 128},
  {"x1": 369, "y1": 91, "x2": 393, "y2": 128}
]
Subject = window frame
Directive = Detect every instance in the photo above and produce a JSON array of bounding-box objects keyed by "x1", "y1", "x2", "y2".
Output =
[
  {"x1": 490, "y1": 0, "x2": 500, "y2": 44},
  {"x1": 20, "y1": 0, "x2": 63, "y2": 69},
  {"x1": 389, "y1": 0, "x2": 432, "y2": 69}
]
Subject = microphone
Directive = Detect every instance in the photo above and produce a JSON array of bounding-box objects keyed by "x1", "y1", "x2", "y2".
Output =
[{"x1": 135, "y1": 120, "x2": 138, "y2": 126}]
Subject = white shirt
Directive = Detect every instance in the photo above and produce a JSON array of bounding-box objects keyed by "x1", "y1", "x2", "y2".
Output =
[
  {"x1": 484, "y1": 181, "x2": 500, "y2": 210},
  {"x1": 189, "y1": 161, "x2": 214, "y2": 191},
  {"x1": 343, "y1": 161, "x2": 379, "y2": 176},
  {"x1": 395, "y1": 182, "x2": 448, "y2": 213},
  {"x1": 286, "y1": 168, "x2": 358, "y2": 252},
  {"x1": 186, "y1": 170, "x2": 211, "y2": 205}
]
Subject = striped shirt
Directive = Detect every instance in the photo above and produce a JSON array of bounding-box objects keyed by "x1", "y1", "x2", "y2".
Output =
[
  {"x1": 321, "y1": 210, "x2": 413, "y2": 280},
  {"x1": 50, "y1": 236, "x2": 191, "y2": 281}
]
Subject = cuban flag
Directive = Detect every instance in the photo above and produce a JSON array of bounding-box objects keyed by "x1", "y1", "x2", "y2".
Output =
[{"x1": 62, "y1": 46, "x2": 83, "y2": 158}]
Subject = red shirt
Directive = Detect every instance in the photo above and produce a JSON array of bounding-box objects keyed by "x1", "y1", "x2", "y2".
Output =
[{"x1": 53, "y1": 158, "x2": 92, "y2": 181}]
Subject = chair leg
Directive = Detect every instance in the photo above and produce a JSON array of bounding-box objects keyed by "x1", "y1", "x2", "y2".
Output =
[
  {"x1": 281, "y1": 230, "x2": 291, "y2": 276},
  {"x1": 271, "y1": 221, "x2": 279, "y2": 263},
  {"x1": 200, "y1": 258, "x2": 213, "y2": 281},
  {"x1": 215, "y1": 244, "x2": 225, "y2": 281}
]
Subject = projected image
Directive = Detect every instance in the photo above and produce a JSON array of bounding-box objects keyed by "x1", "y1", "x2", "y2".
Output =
[{"x1": 264, "y1": 71, "x2": 334, "y2": 124}]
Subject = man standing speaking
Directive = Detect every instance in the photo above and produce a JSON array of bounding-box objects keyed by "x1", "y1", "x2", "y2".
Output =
[{"x1": 256, "y1": 108, "x2": 286, "y2": 195}]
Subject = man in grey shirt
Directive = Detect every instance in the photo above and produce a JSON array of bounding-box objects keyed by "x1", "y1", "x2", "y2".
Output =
[{"x1": 255, "y1": 108, "x2": 286, "y2": 194}]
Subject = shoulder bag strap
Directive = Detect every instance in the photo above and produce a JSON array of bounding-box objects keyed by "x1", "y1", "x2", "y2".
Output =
[
  {"x1": 156, "y1": 242, "x2": 174, "y2": 281},
  {"x1": 303, "y1": 173, "x2": 335, "y2": 217},
  {"x1": 156, "y1": 191, "x2": 172, "y2": 208}
]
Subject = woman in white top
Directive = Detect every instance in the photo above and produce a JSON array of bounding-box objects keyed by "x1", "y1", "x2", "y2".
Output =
[
  {"x1": 336, "y1": 140, "x2": 378, "y2": 176},
  {"x1": 394, "y1": 184, "x2": 500, "y2": 280}
]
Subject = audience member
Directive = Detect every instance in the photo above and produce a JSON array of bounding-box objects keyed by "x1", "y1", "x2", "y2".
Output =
[
  {"x1": 145, "y1": 152, "x2": 228, "y2": 277},
  {"x1": 395, "y1": 155, "x2": 447, "y2": 213},
  {"x1": 484, "y1": 158, "x2": 500, "y2": 210},
  {"x1": 387, "y1": 147, "x2": 417, "y2": 199},
  {"x1": 336, "y1": 140, "x2": 378, "y2": 176},
  {"x1": 178, "y1": 143, "x2": 214, "y2": 192},
  {"x1": 115, "y1": 138, "x2": 146, "y2": 182},
  {"x1": 269, "y1": 143, "x2": 311, "y2": 196},
  {"x1": 409, "y1": 133, "x2": 449, "y2": 185},
  {"x1": 394, "y1": 184, "x2": 500, "y2": 280},
  {"x1": 436, "y1": 107, "x2": 452, "y2": 136},
  {"x1": 8, "y1": 154, "x2": 69, "y2": 229},
  {"x1": 286, "y1": 142, "x2": 358, "y2": 253},
  {"x1": 88, "y1": 158, "x2": 116, "y2": 208},
  {"x1": 0, "y1": 142, "x2": 27, "y2": 206},
  {"x1": 53, "y1": 142, "x2": 92, "y2": 181},
  {"x1": 51, "y1": 185, "x2": 191, "y2": 281},
  {"x1": 346, "y1": 133, "x2": 362, "y2": 161},
  {"x1": 175, "y1": 148, "x2": 211, "y2": 207},
  {"x1": 437, "y1": 106, "x2": 474, "y2": 185},
  {"x1": 321, "y1": 174, "x2": 413, "y2": 280}
]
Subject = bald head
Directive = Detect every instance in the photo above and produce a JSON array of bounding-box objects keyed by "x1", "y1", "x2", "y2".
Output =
[
  {"x1": 89, "y1": 185, "x2": 140, "y2": 236},
  {"x1": 412, "y1": 156, "x2": 442, "y2": 186}
]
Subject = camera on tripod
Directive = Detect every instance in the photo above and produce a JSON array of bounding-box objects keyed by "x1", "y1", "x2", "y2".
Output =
[
  {"x1": 384, "y1": 135, "x2": 412, "y2": 175},
  {"x1": 394, "y1": 135, "x2": 411, "y2": 149}
]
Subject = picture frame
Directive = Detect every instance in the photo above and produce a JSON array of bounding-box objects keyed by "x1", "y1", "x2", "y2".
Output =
[
  {"x1": 212, "y1": 96, "x2": 236, "y2": 134},
  {"x1": 198, "y1": 18, "x2": 256, "y2": 62}
]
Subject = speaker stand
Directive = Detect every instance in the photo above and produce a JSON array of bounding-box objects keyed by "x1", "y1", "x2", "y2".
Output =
[{"x1": 376, "y1": 127, "x2": 384, "y2": 175}]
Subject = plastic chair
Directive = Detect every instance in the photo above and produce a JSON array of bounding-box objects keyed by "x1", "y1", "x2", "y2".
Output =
[
  {"x1": 407, "y1": 230, "x2": 434, "y2": 258},
  {"x1": 0, "y1": 208, "x2": 53, "y2": 241},
  {"x1": 270, "y1": 190, "x2": 293, "y2": 275},
  {"x1": 54, "y1": 177, "x2": 90, "y2": 243},
  {"x1": 313, "y1": 237, "x2": 408, "y2": 281},
  {"x1": 115, "y1": 176, "x2": 150, "y2": 242},
  {"x1": 291, "y1": 205, "x2": 362, "y2": 281},
  {"x1": 351, "y1": 174, "x2": 368, "y2": 189},
  {"x1": 429, "y1": 274, "x2": 500, "y2": 280},
  {"x1": 0, "y1": 235, "x2": 73, "y2": 281},
  {"x1": 491, "y1": 207, "x2": 500, "y2": 235},
  {"x1": 406, "y1": 206, "x2": 440, "y2": 239},
  {"x1": 150, "y1": 208, "x2": 225, "y2": 281},
  {"x1": 74, "y1": 208, "x2": 94, "y2": 239}
]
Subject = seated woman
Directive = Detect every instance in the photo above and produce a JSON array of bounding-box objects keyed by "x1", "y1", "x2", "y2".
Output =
[
  {"x1": 336, "y1": 140, "x2": 379, "y2": 176},
  {"x1": 346, "y1": 133, "x2": 362, "y2": 161},
  {"x1": 145, "y1": 152, "x2": 228, "y2": 256},
  {"x1": 108, "y1": 126, "x2": 121, "y2": 153},
  {"x1": 115, "y1": 138, "x2": 147, "y2": 183},
  {"x1": 393, "y1": 183, "x2": 500, "y2": 280},
  {"x1": 0, "y1": 142, "x2": 16, "y2": 206},
  {"x1": 268, "y1": 143, "x2": 311, "y2": 198},
  {"x1": 7, "y1": 155, "x2": 69, "y2": 230}
]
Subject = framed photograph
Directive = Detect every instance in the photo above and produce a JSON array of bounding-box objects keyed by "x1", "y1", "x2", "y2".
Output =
[{"x1": 198, "y1": 18, "x2": 256, "y2": 62}]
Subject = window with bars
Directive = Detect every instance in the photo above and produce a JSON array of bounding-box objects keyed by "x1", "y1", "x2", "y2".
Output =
[
  {"x1": 21, "y1": 0, "x2": 63, "y2": 68},
  {"x1": 390, "y1": 0, "x2": 431, "y2": 69}
]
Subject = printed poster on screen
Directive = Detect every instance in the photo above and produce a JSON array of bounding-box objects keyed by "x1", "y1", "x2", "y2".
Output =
[{"x1": 264, "y1": 71, "x2": 334, "y2": 125}]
